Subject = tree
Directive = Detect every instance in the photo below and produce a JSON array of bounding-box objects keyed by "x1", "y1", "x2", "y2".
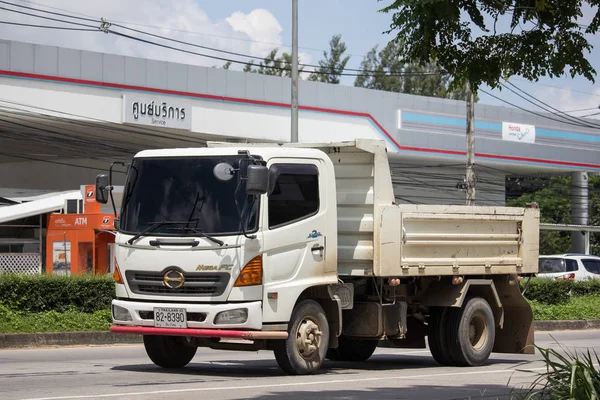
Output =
[
  {"x1": 308, "y1": 34, "x2": 350, "y2": 84},
  {"x1": 354, "y1": 41, "x2": 470, "y2": 100},
  {"x1": 243, "y1": 49, "x2": 303, "y2": 78},
  {"x1": 380, "y1": 1, "x2": 600, "y2": 91},
  {"x1": 222, "y1": 61, "x2": 231, "y2": 70},
  {"x1": 507, "y1": 176, "x2": 600, "y2": 256}
]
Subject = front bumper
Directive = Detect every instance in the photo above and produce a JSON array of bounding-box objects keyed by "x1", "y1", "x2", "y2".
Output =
[
  {"x1": 110, "y1": 326, "x2": 288, "y2": 339},
  {"x1": 111, "y1": 299, "x2": 263, "y2": 330}
]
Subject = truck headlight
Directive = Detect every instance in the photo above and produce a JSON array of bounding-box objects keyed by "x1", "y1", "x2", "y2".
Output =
[
  {"x1": 112, "y1": 305, "x2": 132, "y2": 322},
  {"x1": 214, "y1": 308, "x2": 248, "y2": 325}
]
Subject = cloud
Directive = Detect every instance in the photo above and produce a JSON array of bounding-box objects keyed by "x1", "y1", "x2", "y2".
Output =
[
  {"x1": 0, "y1": 0, "x2": 307, "y2": 69},
  {"x1": 532, "y1": 86, "x2": 600, "y2": 121}
]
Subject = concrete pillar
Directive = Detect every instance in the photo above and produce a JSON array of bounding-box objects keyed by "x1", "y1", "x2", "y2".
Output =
[{"x1": 571, "y1": 171, "x2": 589, "y2": 254}]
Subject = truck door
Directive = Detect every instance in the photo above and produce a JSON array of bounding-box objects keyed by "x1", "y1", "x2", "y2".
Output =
[{"x1": 261, "y1": 160, "x2": 334, "y2": 323}]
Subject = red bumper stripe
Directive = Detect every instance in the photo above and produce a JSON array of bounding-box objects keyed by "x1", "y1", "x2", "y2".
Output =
[{"x1": 110, "y1": 325, "x2": 288, "y2": 339}]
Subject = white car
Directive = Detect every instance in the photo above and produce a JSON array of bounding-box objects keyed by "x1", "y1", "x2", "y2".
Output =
[{"x1": 538, "y1": 254, "x2": 600, "y2": 281}]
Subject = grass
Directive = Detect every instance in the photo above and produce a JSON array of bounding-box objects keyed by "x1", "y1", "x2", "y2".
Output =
[
  {"x1": 511, "y1": 343, "x2": 600, "y2": 399},
  {"x1": 530, "y1": 295, "x2": 600, "y2": 321},
  {"x1": 0, "y1": 304, "x2": 112, "y2": 333}
]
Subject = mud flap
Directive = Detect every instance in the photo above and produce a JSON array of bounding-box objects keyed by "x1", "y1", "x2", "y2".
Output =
[{"x1": 492, "y1": 275, "x2": 535, "y2": 355}]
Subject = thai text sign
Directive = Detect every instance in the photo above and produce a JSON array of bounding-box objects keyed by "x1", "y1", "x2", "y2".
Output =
[{"x1": 123, "y1": 94, "x2": 191, "y2": 130}]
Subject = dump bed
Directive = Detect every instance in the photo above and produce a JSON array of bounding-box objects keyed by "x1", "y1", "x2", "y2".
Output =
[{"x1": 377, "y1": 204, "x2": 539, "y2": 277}]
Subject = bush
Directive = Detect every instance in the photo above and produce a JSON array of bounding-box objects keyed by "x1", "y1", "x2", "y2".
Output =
[
  {"x1": 522, "y1": 278, "x2": 600, "y2": 305},
  {"x1": 0, "y1": 304, "x2": 112, "y2": 333},
  {"x1": 530, "y1": 296, "x2": 600, "y2": 320},
  {"x1": 0, "y1": 274, "x2": 115, "y2": 313}
]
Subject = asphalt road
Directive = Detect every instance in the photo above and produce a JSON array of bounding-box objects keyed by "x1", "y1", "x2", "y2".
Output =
[{"x1": 1, "y1": 330, "x2": 598, "y2": 400}]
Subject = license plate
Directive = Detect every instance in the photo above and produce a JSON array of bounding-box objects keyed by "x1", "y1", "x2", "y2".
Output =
[{"x1": 154, "y1": 307, "x2": 187, "y2": 328}]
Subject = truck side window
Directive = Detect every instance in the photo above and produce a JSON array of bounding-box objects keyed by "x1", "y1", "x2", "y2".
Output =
[{"x1": 268, "y1": 164, "x2": 319, "y2": 229}]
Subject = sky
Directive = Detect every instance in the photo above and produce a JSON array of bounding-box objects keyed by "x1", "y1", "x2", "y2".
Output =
[{"x1": 0, "y1": 0, "x2": 599, "y2": 121}]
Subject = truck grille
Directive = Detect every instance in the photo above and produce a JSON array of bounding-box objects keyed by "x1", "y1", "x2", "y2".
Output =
[{"x1": 126, "y1": 270, "x2": 230, "y2": 296}]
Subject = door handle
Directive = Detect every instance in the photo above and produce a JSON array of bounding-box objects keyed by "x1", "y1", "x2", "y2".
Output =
[{"x1": 311, "y1": 244, "x2": 324, "y2": 252}]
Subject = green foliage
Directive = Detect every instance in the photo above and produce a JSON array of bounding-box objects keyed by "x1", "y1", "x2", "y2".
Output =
[
  {"x1": 523, "y1": 278, "x2": 600, "y2": 305},
  {"x1": 380, "y1": 0, "x2": 599, "y2": 92},
  {"x1": 530, "y1": 296, "x2": 600, "y2": 321},
  {"x1": 0, "y1": 304, "x2": 112, "y2": 333},
  {"x1": 507, "y1": 176, "x2": 600, "y2": 255},
  {"x1": 243, "y1": 49, "x2": 303, "y2": 78},
  {"x1": 308, "y1": 34, "x2": 350, "y2": 84},
  {"x1": 513, "y1": 343, "x2": 600, "y2": 399},
  {"x1": 0, "y1": 274, "x2": 114, "y2": 313},
  {"x1": 353, "y1": 41, "x2": 472, "y2": 100}
]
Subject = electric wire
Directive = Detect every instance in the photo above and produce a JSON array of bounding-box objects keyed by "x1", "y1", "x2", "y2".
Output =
[
  {"x1": 501, "y1": 80, "x2": 600, "y2": 129},
  {"x1": 480, "y1": 88, "x2": 600, "y2": 129},
  {"x1": 0, "y1": 19, "x2": 97, "y2": 31},
  {"x1": 0, "y1": 1, "x2": 445, "y2": 77}
]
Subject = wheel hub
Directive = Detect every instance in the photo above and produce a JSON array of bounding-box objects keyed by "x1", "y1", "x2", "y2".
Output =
[
  {"x1": 469, "y1": 312, "x2": 488, "y2": 350},
  {"x1": 295, "y1": 318, "x2": 323, "y2": 358}
]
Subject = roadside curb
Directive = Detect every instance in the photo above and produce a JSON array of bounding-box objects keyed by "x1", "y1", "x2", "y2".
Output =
[
  {"x1": 0, "y1": 331, "x2": 142, "y2": 349},
  {"x1": 533, "y1": 319, "x2": 600, "y2": 331},
  {"x1": 1, "y1": 320, "x2": 599, "y2": 349}
]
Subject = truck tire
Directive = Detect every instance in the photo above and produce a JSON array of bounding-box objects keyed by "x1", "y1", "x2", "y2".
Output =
[
  {"x1": 447, "y1": 297, "x2": 495, "y2": 366},
  {"x1": 427, "y1": 307, "x2": 453, "y2": 365},
  {"x1": 143, "y1": 335, "x2": 197, "y2": 368},
  {"x1": 326, "y1": 334, "x2": 378, "y2": 362},
  {"x1": 273, "y1": 299, "x2": 329, "y2": 375}
]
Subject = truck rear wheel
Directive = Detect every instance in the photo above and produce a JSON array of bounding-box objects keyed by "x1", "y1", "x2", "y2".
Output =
[
  {"x1": 427, "y1": 307, "x2": 453, "y2": 365},
  {"x1": 273, "y1": 299, "x2": 329, "y2": 375},
  {"x1": 143, "y1": 335, "x2": 197, "y2": 368},
  {"x1": 326, "y1": 334, "x2": 378, "y2": 362},
  {"x1": 447, "y1": 297, "x2": 495, "y2": 366}
]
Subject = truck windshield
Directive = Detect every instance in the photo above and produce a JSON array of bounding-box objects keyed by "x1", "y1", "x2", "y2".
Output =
[{"x1": 119, "y1": 156, "x2": 258, "y2": 236}]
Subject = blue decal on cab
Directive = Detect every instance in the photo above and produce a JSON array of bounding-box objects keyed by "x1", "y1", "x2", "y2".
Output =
[{"x1": 307, "y1": 230, "x2": 323, "y2": 239}]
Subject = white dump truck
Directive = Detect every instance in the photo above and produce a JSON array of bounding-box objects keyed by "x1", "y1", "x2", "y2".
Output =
[{"x1": 97, "y1": 139, "x2": 539, "y2": 375}]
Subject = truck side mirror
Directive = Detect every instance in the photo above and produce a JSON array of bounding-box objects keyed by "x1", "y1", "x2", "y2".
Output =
[
  {"x1": 95, "y1": 174, "x2": 110, "y2": 204},
  {"x1": 246, "y1": 164, "x2": 268, "y2": 196}
]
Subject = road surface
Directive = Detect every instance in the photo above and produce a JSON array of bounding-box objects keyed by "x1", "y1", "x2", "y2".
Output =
[{"x1": 1, "y1": 330, "x2": 598, "y2": 400}]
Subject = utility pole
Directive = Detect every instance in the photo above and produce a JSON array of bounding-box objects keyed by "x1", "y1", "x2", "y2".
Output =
[
  {"x1": 571, "y1": 171, "x2": 589, "y2": 254},
  {"x1": 290, "y1": 0, "x2": 299, "y2": 143},
  {"x1": 465, "y1": 82, "x2": 476, "y2": 205}
]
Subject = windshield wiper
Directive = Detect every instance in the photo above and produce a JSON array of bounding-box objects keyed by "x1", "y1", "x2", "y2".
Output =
[
  {"x1": 165, "y1": 227, "x2": 224, "y2": 246},
  {"x1": 126, "y1": 221, "x2": 188, "y2": 245}
]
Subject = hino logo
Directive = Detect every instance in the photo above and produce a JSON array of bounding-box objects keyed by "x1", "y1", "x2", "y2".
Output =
[
  {"x1": 163, "y1": 269, "x2": 185, "y2": 289},
  {"x1": 86, "y1": 190, "x2": 94, "y2": 198},
  {"x1": 102, "y1": 217, "x2": 110, "y2": 224}
]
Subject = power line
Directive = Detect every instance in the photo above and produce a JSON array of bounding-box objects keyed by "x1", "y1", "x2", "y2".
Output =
[
  {"x1": 563, "y1": 106, "x2": 600, "y2": 113},
  {"x1": 581, "y1": 112, "x2": 600, "y2": 118},
  {"x1": 0, "y1": 151, "x2": 123, "y2": 173},
  {"x1": 479, "y1": 88, "x2": 600, "y2": 129},
  {"x1": 0, "y1": 1, "x2": 445, "y2": 77},
  {"x1": 0, "y1": 19, "x2": 97, "y2": 31},
  {"x1": 15, "y1": 0, "x2": 361, "y2": 59},
  {"x1": 510, "y1": 77, "x2": 600, "y2": 98},
  {"x1": 501, "y1": 80, "x2": 600, "y2": 129}
]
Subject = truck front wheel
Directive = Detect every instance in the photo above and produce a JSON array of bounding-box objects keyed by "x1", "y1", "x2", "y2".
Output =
[
  {"x1": 273, "y1": 300, "x2": 330, "y2": 375},
  {"x1": 143, "y1": 335, "x2": 197, "y2": 368},
  {"x1": 447, "y1": 297, "x2": 495, "y2": 366},
  {"x1": 326, "y1": 334, "x2": 378, "y2": 362}
]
